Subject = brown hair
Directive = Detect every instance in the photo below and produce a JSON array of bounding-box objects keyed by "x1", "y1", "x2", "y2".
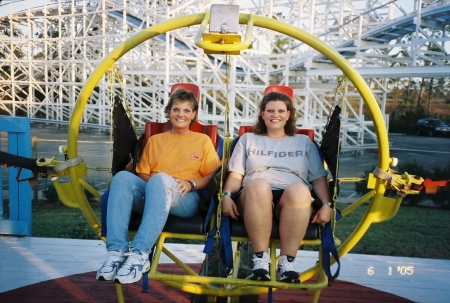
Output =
[
  {"x1": 254, "y1": 92, "x2": 296, "y2": 136},
  {"x1": 164, "y1": 89, "x2": 199, "y2": 125}
]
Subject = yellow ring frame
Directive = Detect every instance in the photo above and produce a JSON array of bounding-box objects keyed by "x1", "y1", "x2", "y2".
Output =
[{"x1": 66, "y1": 12, "x2": 394, "y2": 295}]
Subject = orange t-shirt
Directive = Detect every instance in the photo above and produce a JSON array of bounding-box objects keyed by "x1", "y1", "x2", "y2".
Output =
[{"x1": 135, "y1": 131, "x2": 221, "y2": 180}]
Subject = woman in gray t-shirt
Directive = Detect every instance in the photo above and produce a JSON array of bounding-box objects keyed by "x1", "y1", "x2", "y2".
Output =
[{"x1": 221, "y1": 91, "x2": 332, "y2": 283}]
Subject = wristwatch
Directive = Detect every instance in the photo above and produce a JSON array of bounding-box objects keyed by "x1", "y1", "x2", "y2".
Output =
[
  {"x1": 322, "y1": 201, "x2": 332, "y2": 207},
  {"x1": 188, "y1": 180, "x2": 196, "y2": 191},
  {"x1": 223, "y1": 191, "x2": 232, "y2": 197}
]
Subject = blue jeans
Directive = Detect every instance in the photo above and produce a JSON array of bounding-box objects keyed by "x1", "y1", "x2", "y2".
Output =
[{"x1": 105, "y1": 171, "x2": 200, "y2": 254}]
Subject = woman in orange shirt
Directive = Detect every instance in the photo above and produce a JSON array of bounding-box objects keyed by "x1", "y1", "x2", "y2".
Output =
[{"x1": 96, "y1": 89, "x2": 221, "y2": 285}]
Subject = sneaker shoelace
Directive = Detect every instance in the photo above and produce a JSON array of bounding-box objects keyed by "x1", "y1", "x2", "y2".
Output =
[
  {"x1": 278, "y1": 259, "x2": 295, "y2": 274},
  {"x1": 253, "y1": 257, "x2": 271, "y2": 270},
  {"x1": 103, "y1": 251, "x2": 123, "y2": 264},
  {"x1": 122, "y1": 251, "x2": 145, "y2": 267}
]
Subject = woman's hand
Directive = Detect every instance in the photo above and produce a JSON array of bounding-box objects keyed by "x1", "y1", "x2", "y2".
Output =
[
  {"x1": 125, "y1": 153, "x2": 134, "y2": 172},
  {"x1": 175, "y1": 178, "x2": 193, "y2": 196},
  {"x1": 222, "y1": 196, "x2": 240, "y2": 220},
  {"x1": 311, "y1": 176, "x2": 333, "y2": 225},
  {"x1": 221, "y1": 172, "x2": 244, "y2": 220},
  {"x1": 311, "y1": 204, "x2": 332, "y2": 225}
]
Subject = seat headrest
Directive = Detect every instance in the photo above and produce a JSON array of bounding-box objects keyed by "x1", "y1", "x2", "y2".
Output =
[
  {"x1": 171, "y1": 83, "x2": 200, "y2": 100},
  {"x1": 142, "y1": 121, "x2": 218, "y2": 152},
  {"x1": 264, "y1": 85, "x2": 294, "y2": 100}
]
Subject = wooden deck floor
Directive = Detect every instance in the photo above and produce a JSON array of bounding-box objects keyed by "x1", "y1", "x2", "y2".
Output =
[
  {"x1": 1, "y1": 237, "x2": 449, "y2": 303},
  {"x1": 0, "y1": 266, "x2": 414, "y2": 303}
]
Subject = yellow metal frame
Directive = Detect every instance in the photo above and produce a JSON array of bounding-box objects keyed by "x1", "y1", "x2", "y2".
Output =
[
  {"x1": 142, "y1": 233, "x2": 330, "y2": 298},
  {"x1": 194, "y1": 11, "x2": 254, "y2": 55},
  {"x1": 47, "y1": 10, "x2": 423, "y2": 303}
]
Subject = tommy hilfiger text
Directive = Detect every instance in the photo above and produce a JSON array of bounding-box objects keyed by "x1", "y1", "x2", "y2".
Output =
[{"x1": 247, "y1": 149, "x2": 304, "y2": 157}]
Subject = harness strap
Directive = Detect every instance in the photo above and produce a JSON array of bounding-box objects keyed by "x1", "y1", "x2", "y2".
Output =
[
  {"x1": 37, "y1": 156, "x2": 84, "y2": 174},
  {"x1": 372, "y1": 167, "x2": 394, "y2": 181},
  {"x1": 203, "y1": 196, "x2": 218, "y2": 254},
  {"x1": 372, "y1": 167, "x2": 423, "y2": 197},
  {"x1": 373, "y1": 167, "x2": 402, "y2": 194},
  {"x1": 321, "y1": 210, "x2": 342, "y2": 286},
  {"x1": 203, "y1": 193, "x2": 217, "y2": 232},
  {"x1": 203, "y1": 196, "x2": 234, "y2": 277},
  {"x1": 219, "y1": 215, "x2": 233, "y2": 276}
]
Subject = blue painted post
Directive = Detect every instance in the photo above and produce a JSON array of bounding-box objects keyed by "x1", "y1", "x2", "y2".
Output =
[
  {"x1": 0, "y1": 116, "x2": 32, "y2": 236},
  {"x1": 0, "y1": 135, "x2": 2, "y2": 220}
]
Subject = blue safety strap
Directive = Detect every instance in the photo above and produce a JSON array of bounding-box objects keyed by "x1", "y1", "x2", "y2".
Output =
[
  {"x1": 141, "y1": 246, "x2": 155, "y2": 293},
  {"x1": 203, "y1": 196, "x2": 217, "y2": 255},
  {"x1": 100, "y1": 190, "x2": 110, "y2": 237},
  {"x1": 218, "y1": 215, "x2": 233, "y2": 276},
  {"x1": 203, "y1": 226, "x2": 216, "y2": 254},
  {"x1": 321, "y1": 210, "x2": 342, "y2": 286},
  {"x1": 203, "y1": 193, "x2": 216, "y2": 232},
  {"x1": 203, "y1": 196, "x2": 233, "y2": 277}
]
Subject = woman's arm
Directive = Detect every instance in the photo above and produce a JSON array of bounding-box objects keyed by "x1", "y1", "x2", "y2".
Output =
[
  {"x1": 138, "y1": 169, "x2": 217, "y2": 197},
  {"x1": 175, "y1": 170, "x2": 215, "y2": 193},
  {"x1": 311, "y1": 176, "x2": 331, "y2": 203},
  {"x1": 310, "y1": 176, "x2": 333, "y2": 224},
  {"x1": 221, "y1": 171, "x2": 244, "y2": 220},
  {"x1": 137, "y1": 173, "x2": 151, "y2": 182}
]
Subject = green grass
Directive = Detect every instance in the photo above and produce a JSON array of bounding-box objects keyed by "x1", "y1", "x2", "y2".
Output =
[
  {"x1": 334, "y1": 204, "x2": 450, "y2": 260},
  {"x1": 32, "y1": 201, "x2": 101, "y2": 239},
  {"x1": 31, "y1": 201, "x2": 450, "y2": 260}
]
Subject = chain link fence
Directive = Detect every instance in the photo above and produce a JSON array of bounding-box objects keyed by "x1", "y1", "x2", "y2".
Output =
[{"x1": 1, "y1": 123, "x2": 113, "y2": 219}]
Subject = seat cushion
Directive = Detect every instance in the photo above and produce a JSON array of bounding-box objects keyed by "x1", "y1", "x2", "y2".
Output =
[
  {"x1": 230, "y1": 219, "x2": 319, "y2": 240},
  {"x1": 141, "y1": 121, "x2": 219, "y2": 155},
  {"x1": 129, "y1": 212, "x2": 205, "y2": 234}
]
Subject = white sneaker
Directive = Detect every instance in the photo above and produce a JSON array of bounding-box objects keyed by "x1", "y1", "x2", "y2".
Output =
[
  {"x1": 114, "y1": 248, "x2": 150, "y2": 284},
  {"x1": 248, "y1": 252, "x2": 271, "y2": 281},
  {"x1": 277, "y1": 255, "x2": 300, "y2": 283},
  {"x1": 96, "y1": 250, "x2": 125, "y2": 281}
]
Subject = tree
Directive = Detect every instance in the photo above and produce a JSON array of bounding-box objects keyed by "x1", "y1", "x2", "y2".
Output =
[
  {"x1": 425, "y1": 78, "x2": 436, "y2": 116},
  {"x1": 388, "y1": 77, "x2": 400, "y2": 117}
]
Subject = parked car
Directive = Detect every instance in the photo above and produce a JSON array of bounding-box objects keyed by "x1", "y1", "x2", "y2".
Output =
[{"x1": 416, "y1": 118, "x2": 450, "y2": 136}]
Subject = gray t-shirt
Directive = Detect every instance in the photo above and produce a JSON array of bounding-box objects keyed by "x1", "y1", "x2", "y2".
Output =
[{"x1": 228, "y1": 133, "x2": 328, "y2": 190}]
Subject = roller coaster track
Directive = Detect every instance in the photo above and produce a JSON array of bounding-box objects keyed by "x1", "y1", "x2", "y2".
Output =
[
  {"x1": 273, "y1": 2, "x2": 450, "y2": 78},
  {"x1": 0, "y1": 0, "x2": 449, "y2": 148}
]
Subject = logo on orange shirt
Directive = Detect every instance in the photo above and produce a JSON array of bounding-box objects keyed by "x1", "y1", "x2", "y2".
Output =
[{"x1": 191, "y1": 153, "x2": 202, "y2": 161}]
